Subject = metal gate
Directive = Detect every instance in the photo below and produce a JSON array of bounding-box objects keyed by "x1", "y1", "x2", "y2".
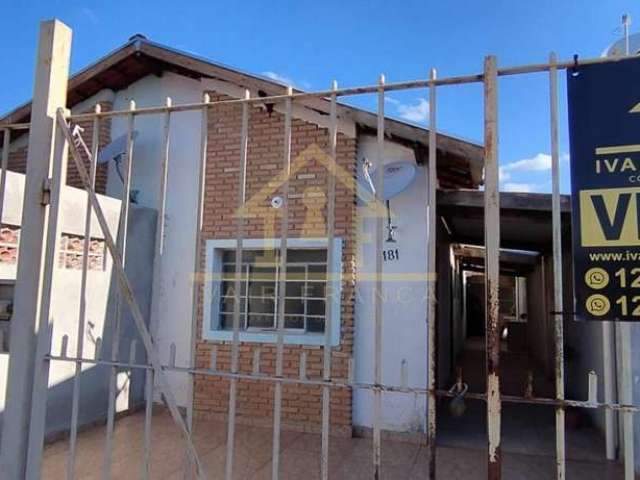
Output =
[{"x1": 0, "y1": 18, "x2": 639, "y2": 480}]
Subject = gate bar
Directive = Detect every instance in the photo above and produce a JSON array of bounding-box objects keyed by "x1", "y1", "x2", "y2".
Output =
[
  {"x1": 185, "y1": 93, "x2": 210, "y2": 479},
  {"x1": 272, "y1": 85, "x2": 293, "y2": 480},
  {"x1": 321, "y1": 80, "x2": 338, "y2": 480},
  {"x1": 619, "y1": 323, "x2": 635, "y2": 480},
  {"x1": 549, "y1": 52, "x2": 566, "y2": 480},
  {"x1": 66, "y1": 104, "x2": 100, "y2": 480},
  {"x1": 56, "y1": 109, "x2": 204, "y2": 478},
  {"x1": 373, "y1": 73, "x2": 385, "y2": 479},
  {"x1": 103, "y1": 99, "x2": 135, "y2": 480},
  {"x1": 225, "y1": 89, "x2": 250, "y2": 480},
  {"x1": 483, "y1": 55, "x2": 502, "y2": 480},
  {"x1": 66, "y1": 51, "x2": 640, "y2": 122},
  {"x1": 426, "y1": 67, "x2": 438, "y2": 480}
]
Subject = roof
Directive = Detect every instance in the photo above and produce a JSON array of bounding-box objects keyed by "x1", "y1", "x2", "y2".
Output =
[
  {"x1": 438, "y1": 189, "x2": 572, "y2": 253},
  {"x1": 1, "y1": 35, "x2": 484, "y2": 187}
]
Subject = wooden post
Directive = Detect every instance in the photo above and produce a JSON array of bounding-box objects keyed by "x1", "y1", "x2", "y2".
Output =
[{"x1": 0, "y1": 19, "x2": 72, "y2": 480}]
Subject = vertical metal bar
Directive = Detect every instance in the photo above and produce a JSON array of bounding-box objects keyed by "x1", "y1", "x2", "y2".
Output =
[
  {"x1": 272, "y1": 85, "x2": 293, "y2": 480},
  {"x1": 103, "y1": 99, "x2": 135, "y2": 480},
  {"x1": 142, "y1": 369, "x2": 154, "y2": 480},
  {"x1": 426, "y1": 68, "x2": 438, "y2": 480},
  {"x1": 225, "y1": 89, "x2": 250, "y2": 480},
  {"x1": 321, "y1": 80, "x2": 338, "y2": 480},
  {"x1": 66, "y1": 104, "x2": 100, "y2": 480},
  {"x1": 549, "y1": 52, "x2": 566, "y2": 480},
  {"x1": 0, "y1": 21, "x2": 71, "y2": 480},
  {"x1": 0, "y1": 128, "x2": 10, "y2": 223},
  {"x1": 483, "y1": 55, "x2": 501, "y2": 480},
  {"x1": 373, "y1": 74, "x2": 385, "y2": 480},
  {"x1": 602, "y1": 321, "x2": 617, "y2": 460},
  {"x1": 184, "y1": 93, "x2": 210, "y2": 479},
  {"x1": 619, "y1": 323, "x2": 634, "y2": 480}
]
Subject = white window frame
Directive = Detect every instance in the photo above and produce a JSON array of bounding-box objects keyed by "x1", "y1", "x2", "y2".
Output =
[{"x1": 202, "y1": 237, "x2": 342, "y2": 346}]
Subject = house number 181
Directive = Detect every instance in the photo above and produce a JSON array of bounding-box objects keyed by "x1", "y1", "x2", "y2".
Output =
[{"x1": 382, "y1": 249, "x2": 399, "y2": 262}]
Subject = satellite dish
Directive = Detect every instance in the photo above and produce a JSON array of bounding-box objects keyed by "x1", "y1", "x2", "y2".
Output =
[
  {"x1": 361, "y1": 160, "x2": 417, "y2": 201},
  {"x1": 97, "y1": 131, "x2": 139, "y2": 164}
]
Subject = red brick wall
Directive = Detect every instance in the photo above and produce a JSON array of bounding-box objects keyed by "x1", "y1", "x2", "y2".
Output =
[
  {"x1": 193, "y1": 93, "x2": 358, "y2": 435},
  {"x1": 7, "y1": 102, "x2": 112, "y2": 194}
]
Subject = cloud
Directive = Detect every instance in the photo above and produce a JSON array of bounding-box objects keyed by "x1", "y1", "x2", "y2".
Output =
[
  {"x1": 82, "y1": 7, "x2": 99, "y2": 25},
  {"x1": 502, "y1": 153, "x2": 552, "y2": 173},
  {"x1": 501, "y1": 182, "x2": 534, "y2": 193},
  {"x1": 395, "y1": 98, "x2": 429, "y2": 124},
  {"x1": 261, "y1": 71, "x2": 310, "y2": 90}
]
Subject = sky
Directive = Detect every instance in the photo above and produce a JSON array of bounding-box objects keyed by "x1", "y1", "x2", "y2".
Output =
[{"x1": 0, "y1": 0, "x2": 638, "y2": 193}]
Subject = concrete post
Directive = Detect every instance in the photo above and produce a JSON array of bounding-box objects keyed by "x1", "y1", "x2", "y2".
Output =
[{"x1": 0, "y1": 19, "x2": 71, "y2": 479}]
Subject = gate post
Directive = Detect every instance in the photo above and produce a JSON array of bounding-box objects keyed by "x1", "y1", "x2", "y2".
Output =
[
  {"x1": 483, "y1": 55, "x2": 502, "y2": 480},
  {"x1": 0, "y1": 19, "x2": 71, "y2": 479}
]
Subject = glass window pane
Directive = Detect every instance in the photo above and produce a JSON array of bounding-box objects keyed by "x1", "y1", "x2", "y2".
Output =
[
  {"x1": 307, "y1": 299, "x2": 325, "y2": 316},
  {"x1": 221, "y1": 280, "x2": 247, "y2": 297},
  {"x1": 304, "y1": 282, "x2": 325, "y2": 298},
  {"x1": 285, "y1": 282, "x2": 305, "y2": 297},
  {"x1": 220, "y1": 313, "x2": 233, "y2": 330},
  {"x1": 221, "y1": 296, "x2": 246, "y2": 313},
  {"x1": 307, "y1": 317, "x2": 325, "y2": 333},
  {"x1": 285, "y1": 298, "x2": 304, "y2": 315},
  {"x1": 248, "y1": 297, "x2": 275, "y2": 315},
  {"x1": 248, "y1": 282, "x2": 276, "y2": 298},
  {"x1": 247, "y1": 314, "x2": 274, "y2": 329},
  {"x1": 285, "y1": 315, "x2": 304, "y2": 329},
  {"x1": 287, "y1": 249, "x2": 326, "y2": 263},
  {"x1": 285, "y1": 265, "x2": 305, "y2": 282},
  {"x1": 308, "y1": 264, "x2": 327, "y2": 281},
  {"x1": 249, "y1": 266, "x2": 276, "y2": 281}
]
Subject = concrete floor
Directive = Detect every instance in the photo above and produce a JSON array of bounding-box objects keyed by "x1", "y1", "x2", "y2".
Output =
[{"x1": 41, "y1": 408, "x2": 626, "y2": 479}]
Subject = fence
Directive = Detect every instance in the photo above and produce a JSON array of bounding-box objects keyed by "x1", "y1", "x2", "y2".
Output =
[{"x1": 0, "y1": 18, "x2": 640, "y2": 480}]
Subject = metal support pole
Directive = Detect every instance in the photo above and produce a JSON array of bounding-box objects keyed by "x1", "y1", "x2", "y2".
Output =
[
  {"x1": 619, "y1": 323, "x2": 635, "y2": 480},
  {"x1": 66, "y1": 104, "x2": 100, "y2": 480},
  {"x1": 549, "y1": 52, "x2": 566, "y2": 480},
  {"x1": 0, "y1": 128, "x2": 10, "y2": 223},
  {"x1": 103, "y1": 99, "x2": 135, "y2": 480},
  {"x1": 372, "y1": 73, "x2": 385, "y2": 480},
  {"x1": 426, "y1": 67, "x2": 438, "y2": 480},
  {"x1": 225, "y1": 89, "x2": 250, "y2": 480},
  {"x1": 272, "y1": 85, "x2": 293, "y2": 480},
  {"x1": 483, "y1": 55, "x2": 502, "y2": 480},
  {"x1": 320, "y1": 80, "x2": 338, "y2": 480},
  {"x1": 185, "y1": 93, "x2": 210, "y2": 479},
  {"x1": 0, "y1": 19, "x2": 72, "y2": 480}
]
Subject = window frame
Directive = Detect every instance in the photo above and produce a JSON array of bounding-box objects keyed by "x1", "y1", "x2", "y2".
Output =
[{"x1": 203, "y1": 237, "x2": 342, "y2": 346}]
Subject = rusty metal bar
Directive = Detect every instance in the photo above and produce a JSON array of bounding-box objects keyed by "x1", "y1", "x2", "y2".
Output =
[
  {"x1": 483, "y1": 55, "x2": 501, "y2": 480},
  {"x1": 549, "y1": 52, "x2": 566, "y2": 480},
  {"x1": 372, "y1": 73, "x2": 385, "y2": 480},
  {"x1": 66, "y1": 104, "x2": 100, "y2": 480},
  {"x1": 185, "y1": 94, "x2": 210, "y2": 479},
  {"x1": 225, "y1": 89, "x2": 250, "y2": 480},
  {"x1": 619, "y1": 323, "x2": 635, "y2": 480},
  {"x1": 56, "y1": 109, "x2": 204, "y2": 478},
  {"x1": 426, "y1": 67, "x2": 438, "y2": 480},
  {"x1": 65, "y1": 51, "x2": 640, "y2": 122},
  {"x1": 320, "y1": 80, "x2": 338, "y2": 480},
  {"x1": 272, "y1": 85, "x2": 293, "y2": 480},
  {"x1": 103, "y1": 99, "x2": 135, "y2": 480}
]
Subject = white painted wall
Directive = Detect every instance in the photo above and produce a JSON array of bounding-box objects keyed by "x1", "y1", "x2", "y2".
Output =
[
  {"x1": 354, "y1": 134, "x2": 430, "y2": 433},
  {"x1": 108, "y1": 72, "x2": 203, "y2": 406},
  {"x1": 0, "y1": 170, "x2": 121, "y2": 417}
]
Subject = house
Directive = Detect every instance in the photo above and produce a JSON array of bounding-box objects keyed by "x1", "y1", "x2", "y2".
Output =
[{"x1": 0, "y1": 33, "x2": 487, "y2": 439}]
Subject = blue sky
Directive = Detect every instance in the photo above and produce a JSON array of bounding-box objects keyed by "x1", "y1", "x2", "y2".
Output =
[{"x1": 0, "y1": 0, "x2": 637, "y2": 193}]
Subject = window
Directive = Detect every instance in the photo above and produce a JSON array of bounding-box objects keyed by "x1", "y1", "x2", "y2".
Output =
[
  {"x1": 203, "y1": 238, "x2": 342, "y2": 346},
  {"x1": 219, "y1": 249, "x2": 327, "y2": 333}
]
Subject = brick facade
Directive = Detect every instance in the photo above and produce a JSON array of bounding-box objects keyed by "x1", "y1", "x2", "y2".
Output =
[
  {"x1": 7, "y1": 101, "x2": 112, "y2": 194},
  {"x1": 193, "y1": 93, "x2": 358, "y2": 435}
]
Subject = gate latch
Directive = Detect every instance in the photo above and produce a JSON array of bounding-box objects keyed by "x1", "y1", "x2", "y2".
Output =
[{"x1": 41, "y1": 178, "x2": 51, "y2": 205}]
